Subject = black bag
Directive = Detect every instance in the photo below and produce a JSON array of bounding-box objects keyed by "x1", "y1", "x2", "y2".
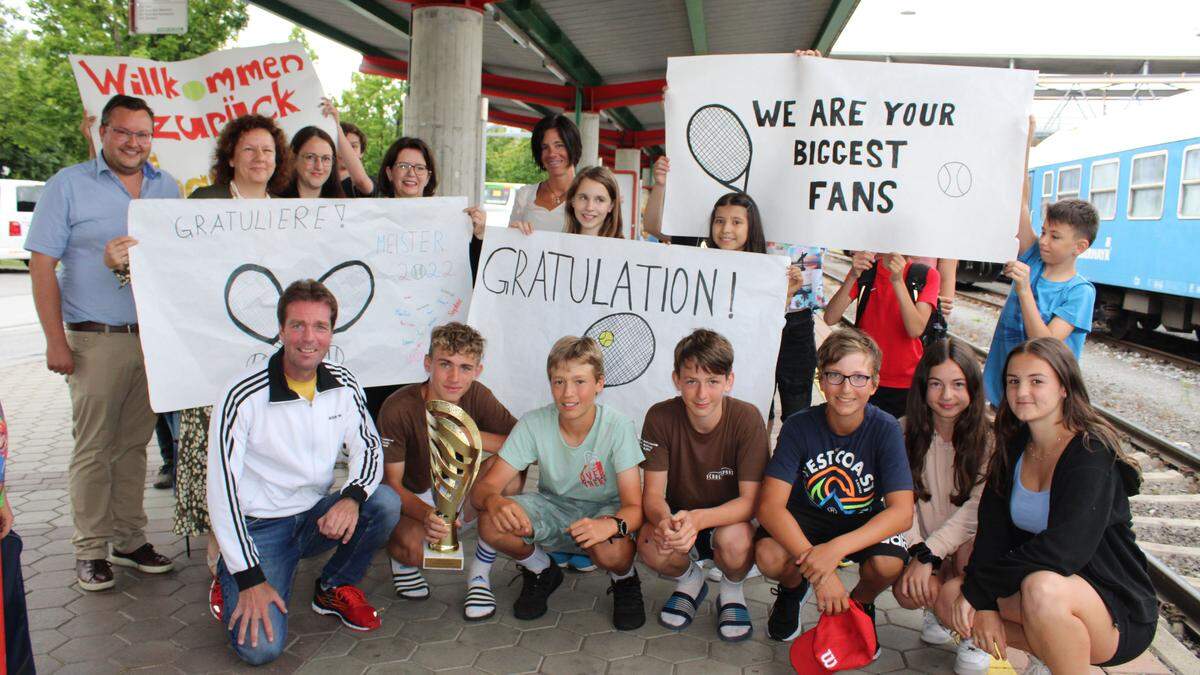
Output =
[{"x1": 854, "y1": 261, "x2": 948, "y2": 347}]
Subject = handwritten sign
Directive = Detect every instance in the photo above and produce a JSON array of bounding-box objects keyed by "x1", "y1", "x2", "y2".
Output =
[
  {"x1": 128, "y1": 197, "x2": 474, "y2": 412},
  {"x1": 467, "y1": 228, "x2": 788, "y2": 427},
  {"x1": 71, "y1": 42, "x2": 334, "y2": 198},
  {"x1": 663, "y1": 55, "x2": 1035, "y2": 262}
]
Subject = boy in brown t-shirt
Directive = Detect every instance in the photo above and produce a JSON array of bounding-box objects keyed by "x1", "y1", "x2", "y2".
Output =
[
  {"x1": 638, "y1": 329, "x2": 769, "y2": 642},
  {"x1": 376, "y1": 322, "x2": 519, "y2": 620}
]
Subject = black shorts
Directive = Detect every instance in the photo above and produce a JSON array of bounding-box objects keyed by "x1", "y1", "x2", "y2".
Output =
[
  {"x1": 756, "y1": 507, "x2": 909, "y2": 563},
  {"x1": 1098, "y1": 617, "x2": 1156, "y2": 667},
  {"x1": 691, "y1": 527, "x2": 716, "y2": 562}
]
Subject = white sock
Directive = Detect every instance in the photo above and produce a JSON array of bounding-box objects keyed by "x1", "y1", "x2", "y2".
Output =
[
  {"x1": 517, "y1": 545, "x2": 551, "y2": 574},
  {"x1": 609, "y1": 565, "x2": 637, "y2": 582},
  {"x1": 660, "y1": 563, "x2": 704, "y2": 627},
  {"x1": 719, "y1": 575, "x2": 746, "y2": 605},
  {"x1": 391, "y1": 558, "x2": 430, "y2": 599},
  {"x1": 464, "y1": 573, "x2": 497, "y2": 620},
  {"x1": 468, "y1": 542, "x2": 497, "y2": 584},
  {"x1": 718, "y1": 575, "x2": 750, "y2": 639}
]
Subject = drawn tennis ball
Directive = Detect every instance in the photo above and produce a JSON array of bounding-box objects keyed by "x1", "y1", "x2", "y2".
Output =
[
  {"x1": 182, "y1": 80, "x2": 206, "y2": 101},
  {"x1": 597, "y1": 330, "x2": 615, "y2": 348}
]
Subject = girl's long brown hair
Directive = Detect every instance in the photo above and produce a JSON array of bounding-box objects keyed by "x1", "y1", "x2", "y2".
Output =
[
  {"x1": 904, "y1": 339, "x2": 990, "y2": 506},
  {"x1": 986, "y1": 337, "x2": 1137, "y2": 493},
  {"x1": 565, "y1": 166, "x2": 624, "y2": 238}
]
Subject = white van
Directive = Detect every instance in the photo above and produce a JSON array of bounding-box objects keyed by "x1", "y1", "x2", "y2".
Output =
[{"x1": 0, "y1": 179, "x2": 45, "y2": 264}]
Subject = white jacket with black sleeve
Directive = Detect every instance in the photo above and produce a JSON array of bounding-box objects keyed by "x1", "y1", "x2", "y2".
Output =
[{"x1": 206, "y1": 350, "x2": 383, "y2": 590}]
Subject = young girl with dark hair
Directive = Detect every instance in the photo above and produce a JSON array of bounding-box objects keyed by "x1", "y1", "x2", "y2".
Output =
[
  {"x1": 279, "y1": 126, "x2": 345, "y2": 198},
  {"x1": 891, "y1": 339, "x2": 993, "y2": 672},
  {"x1": 935, "y1": 338, "x2": 1155, "y2": 674}
]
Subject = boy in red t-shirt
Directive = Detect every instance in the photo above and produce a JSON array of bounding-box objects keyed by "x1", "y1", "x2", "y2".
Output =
[{"x1": 824, "y1": 252, "x2": 940, "y2": 418}]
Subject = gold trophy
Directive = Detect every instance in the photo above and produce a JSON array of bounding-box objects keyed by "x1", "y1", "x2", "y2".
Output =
[{"x1": 423, "y1": 399, "x2": 484, "y2": 570}]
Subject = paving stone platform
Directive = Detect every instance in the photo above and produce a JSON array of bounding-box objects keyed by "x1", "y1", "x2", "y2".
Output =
[{"x1": 0, "y1": 358, "x2": 1180, "y2": 674}]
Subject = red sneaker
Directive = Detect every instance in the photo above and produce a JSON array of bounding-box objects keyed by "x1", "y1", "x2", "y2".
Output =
[
  {"x1": 311, "y1": 580, "x2": 380, "y2": 631},
  {"x1": 209, "y1": 577, "x2": 223, "y2": 622}
]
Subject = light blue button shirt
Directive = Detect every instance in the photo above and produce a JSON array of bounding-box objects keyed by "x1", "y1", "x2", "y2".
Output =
[{"x1": 25, "y1": 153, "x2": 180, "y2": 325}]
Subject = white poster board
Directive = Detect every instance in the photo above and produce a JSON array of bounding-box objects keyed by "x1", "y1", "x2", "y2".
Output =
[
  {"x1": 71, "y1": 42, "x2": 334, "y2": 196},
  {"x1": 467, "y1": 228, "x2": 788, "y2": 427},
  {"x1": 664, "y1": 55, "x2": 1036, "y2": 263},
  {"x1": 129, "y1": 197, "x2": 474, "y2": 412}
]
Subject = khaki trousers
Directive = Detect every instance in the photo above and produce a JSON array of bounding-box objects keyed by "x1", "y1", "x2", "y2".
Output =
[{"x1": 65, "y1": 330, "x2": 156, "y2": 559}]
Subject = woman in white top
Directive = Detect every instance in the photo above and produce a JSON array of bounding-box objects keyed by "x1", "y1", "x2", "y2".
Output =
[{"x1": 509, "y1": 114, "x2": 582, "y2": 232}]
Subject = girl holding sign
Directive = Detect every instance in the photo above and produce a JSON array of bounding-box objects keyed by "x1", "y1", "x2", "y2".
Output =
[
  {"x1": 279, "y1": 126, "x2": 346, "y2": 199},
  {"x1": 937, "y1": 338, "x2": 1155, "y2": 673}
]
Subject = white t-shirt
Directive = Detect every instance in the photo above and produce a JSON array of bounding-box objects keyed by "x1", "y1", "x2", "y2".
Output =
[{"x1": 510, "y1": 183, "x2": 567, "y2": 232}]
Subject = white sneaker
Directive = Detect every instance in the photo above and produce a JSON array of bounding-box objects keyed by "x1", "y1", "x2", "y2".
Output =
[
  {"x1": 706, "y1": 564, "x2": 762, "y2": 583},
  {"x1": 953, "y1": 638, "x2": 992, "y2": 675},
  {"x1": 1020, "y1": 654, "x2": 1051, "y2": 675},
  {"x1": 920, "y1": 609, "x2": 953, "y2": 645}
]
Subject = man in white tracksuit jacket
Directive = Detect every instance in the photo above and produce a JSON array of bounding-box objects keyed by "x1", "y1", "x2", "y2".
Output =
[{"x1": 207, "y1": 279, "x2": 401, "y2": 665}]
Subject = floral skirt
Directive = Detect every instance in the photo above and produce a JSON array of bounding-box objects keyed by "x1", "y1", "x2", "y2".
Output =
[{"x1": 173, "y1": 406, "x2": 212, "y2": 536}]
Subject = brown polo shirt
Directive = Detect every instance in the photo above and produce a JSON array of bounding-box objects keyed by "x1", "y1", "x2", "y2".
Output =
[
  {"x1": 377, "y1": 381, "x2": 517, "y2": 494},
  {"x1": 640, "y1": 396, "x2": 769, "y2": 511}
]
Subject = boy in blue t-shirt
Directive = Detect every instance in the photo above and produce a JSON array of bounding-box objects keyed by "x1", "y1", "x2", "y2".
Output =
[
  {"x1": 471, "y1": 336, "x2": 646, "y2": 631},
  {"x1": 755, "y1": 329, "x2": 914, "y2": 645},
  {"x1": 983, "y1": 125, "x2": 1098, "y2": 405}
]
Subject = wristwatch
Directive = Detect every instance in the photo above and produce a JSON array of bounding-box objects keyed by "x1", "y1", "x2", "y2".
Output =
[{"x1": 603, "y1": 515, "x2": 628, "y2": 538}]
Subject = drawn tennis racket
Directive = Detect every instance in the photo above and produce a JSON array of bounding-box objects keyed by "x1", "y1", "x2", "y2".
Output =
[
  {"x1": 224, "y1": 261, "x2": 376, "y2": 364},
  {"x1": 583, "y1": 312, "x2": 656, "y2": 387},
  {"x1": 687, "y1": 104, "x2": 753, "y2": 193}
]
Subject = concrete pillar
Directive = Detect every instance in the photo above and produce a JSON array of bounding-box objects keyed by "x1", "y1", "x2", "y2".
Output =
[
  {"x1": 614, "y1": 148, "x2": 640, "y2": 174},
  {"x1": 404, "y1": 4, "x2": 483, "y2": 204},
  {"x1": 577, "y1": 112, "x2": 600, "y2": 170}
]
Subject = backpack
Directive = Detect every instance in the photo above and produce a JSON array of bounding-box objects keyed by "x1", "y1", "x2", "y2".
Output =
[{"x1": 854, "y1": 261, "x2": 948, "y2": 347}]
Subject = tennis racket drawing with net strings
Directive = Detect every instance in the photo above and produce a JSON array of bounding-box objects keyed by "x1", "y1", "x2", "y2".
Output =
[{"x1": 687, "y1": 104, "x2": 753, "y2": 193}]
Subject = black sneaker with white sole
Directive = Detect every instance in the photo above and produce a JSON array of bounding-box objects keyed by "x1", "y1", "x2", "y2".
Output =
[
  {"x1": 513, "y1": 563, "x2": 564, "y2": 620},
  {"x1": 607, "y1": 571, "x2": 645, "y2": 631},
  {"x1": 767, "y1": 580, "x2": 812, "y2": 641}
]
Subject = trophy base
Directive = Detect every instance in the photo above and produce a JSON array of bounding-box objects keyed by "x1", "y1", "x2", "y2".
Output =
[{"x1": 423, "y1": 544, "x2": 464, "y2": 571}]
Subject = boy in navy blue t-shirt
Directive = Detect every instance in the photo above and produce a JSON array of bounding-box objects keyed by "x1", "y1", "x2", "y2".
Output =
[{"x1": 755, "y1": 328, "x2": 915, "y2": 645}]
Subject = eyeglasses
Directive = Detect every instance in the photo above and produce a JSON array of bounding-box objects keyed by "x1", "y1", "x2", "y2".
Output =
[
  {"x1": 821, "y1": 372, "x2": 872, "y2": 387},
  {"x1": 393, "y1": 162, "x2": 429, "y2": 176},
  {"x1": 107, "y1": 127, "x2": 152, "y2": 144},
  {"x1": 301, "y1": 153, "x2": 334, "y2": 166}
]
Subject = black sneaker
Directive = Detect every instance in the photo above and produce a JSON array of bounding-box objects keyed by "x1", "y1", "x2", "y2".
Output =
[
  {"x1": 767, "y1": 580, "x2": 812, "y2": 641},
  {"x1": 607, "y1": 570, "x2": 645, "y2": 630},
  {"x1": 513, "y1": 563, "x2": 564, "y2": 620},
  {"x1": 861, "y1": 601, "x2": 881, "y2": 659}
]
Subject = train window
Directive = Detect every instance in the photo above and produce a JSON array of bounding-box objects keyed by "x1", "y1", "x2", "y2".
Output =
[
  {"x1": 1057, "y1": 166, "x2": 1081, "y2": 201},
  {"x1": 1128, "y1": 151, "x2": 1166, "y2": 220},
  {"x1": 1179, "y1": 145, "x2": 1200, "y2": 219},
  {"x1": 1090, "y1": 159, "x2": 1119, "y2": 220},
  {"x1": 1040, "y1": 172, "x2": 1053, "y2": 211}
]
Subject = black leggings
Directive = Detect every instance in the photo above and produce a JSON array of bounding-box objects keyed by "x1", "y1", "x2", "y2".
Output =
[{"x1": 775, "y1": 310, "x2": 817, "y2": 422}]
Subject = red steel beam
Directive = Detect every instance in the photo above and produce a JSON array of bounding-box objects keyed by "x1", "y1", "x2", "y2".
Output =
[{"x1": 585, "y1": 79, "x2": 666, "y2": 111}]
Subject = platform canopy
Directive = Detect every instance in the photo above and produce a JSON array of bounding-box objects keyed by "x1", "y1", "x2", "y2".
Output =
[{"x1": 245, "y1": 0, "x2": 860, "y2": 161}]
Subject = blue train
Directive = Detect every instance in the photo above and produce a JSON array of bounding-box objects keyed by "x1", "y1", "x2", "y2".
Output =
[{"x1": 965, "y1": 92, "x2": 1200, "y2": 339}]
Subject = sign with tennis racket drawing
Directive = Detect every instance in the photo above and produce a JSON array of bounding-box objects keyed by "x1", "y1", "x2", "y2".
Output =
[
  {"x1": 467, "y1": 228, "x2": 788, "y2": 428},
  {"x1": 128, "y1": 197, "x2": 474, "y2": 412},
  {"x1": 663, "y1": 54, "x2": 1036, "y2": 263}
]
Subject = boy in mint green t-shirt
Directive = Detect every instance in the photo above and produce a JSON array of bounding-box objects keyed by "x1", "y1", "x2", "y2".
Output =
[{"x1": 472, "y1": 336, "x2": 646, "y2": 631}]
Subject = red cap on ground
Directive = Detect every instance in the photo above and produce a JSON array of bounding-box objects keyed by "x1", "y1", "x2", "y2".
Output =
[{"x1": 788, "y1": 601, "x2": 877, "y2": 673}]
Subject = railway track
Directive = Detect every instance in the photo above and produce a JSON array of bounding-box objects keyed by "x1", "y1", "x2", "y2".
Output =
[{"x1": 819, "y1": 266, "x2": 1200, "y2": 642}]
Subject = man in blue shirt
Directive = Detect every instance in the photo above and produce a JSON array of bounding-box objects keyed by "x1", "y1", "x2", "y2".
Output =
[{"x1": 26, "y1": 95, "x2": 179, "y2": 592}]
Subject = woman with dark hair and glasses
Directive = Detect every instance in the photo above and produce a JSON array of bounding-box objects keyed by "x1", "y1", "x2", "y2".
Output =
[
  {"x1": 279, "y1": 126, "x2": 345, "y2": 198},
  {"x1": 509, "y1": 113, "x2": 583, "y2": 232}
]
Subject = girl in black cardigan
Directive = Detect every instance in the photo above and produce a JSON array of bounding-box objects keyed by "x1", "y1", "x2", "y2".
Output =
[{"x1": 934, "y1": 338, "x2": 1155, "y2": 673}]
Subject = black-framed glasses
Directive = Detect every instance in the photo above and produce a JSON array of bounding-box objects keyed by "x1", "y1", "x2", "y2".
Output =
[
  {"x1": 393, "y1": 162, "x2": 429, "y2": 176},
  {"x1": 821, "y1": 372, "x2": 872, "y2": 387}
]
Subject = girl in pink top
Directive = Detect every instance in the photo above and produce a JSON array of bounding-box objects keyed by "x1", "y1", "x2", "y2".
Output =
[{"x1": 892, "y1": 339, "x2": 993, "y2": 673}]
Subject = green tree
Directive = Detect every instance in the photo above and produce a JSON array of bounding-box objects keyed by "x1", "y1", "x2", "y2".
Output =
[
  {"x1": 0, "y1": 0, "x2": 248, "y2": 180},
  {"x1": 335, "y1": 72, "x2": 406, "y2": 178},
  {"x1": 485, "y1": 135, "x2": 544, "y2": 184},
  {"x1": 288, "y1": 25, "x2": 316, "y2": 63}
]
